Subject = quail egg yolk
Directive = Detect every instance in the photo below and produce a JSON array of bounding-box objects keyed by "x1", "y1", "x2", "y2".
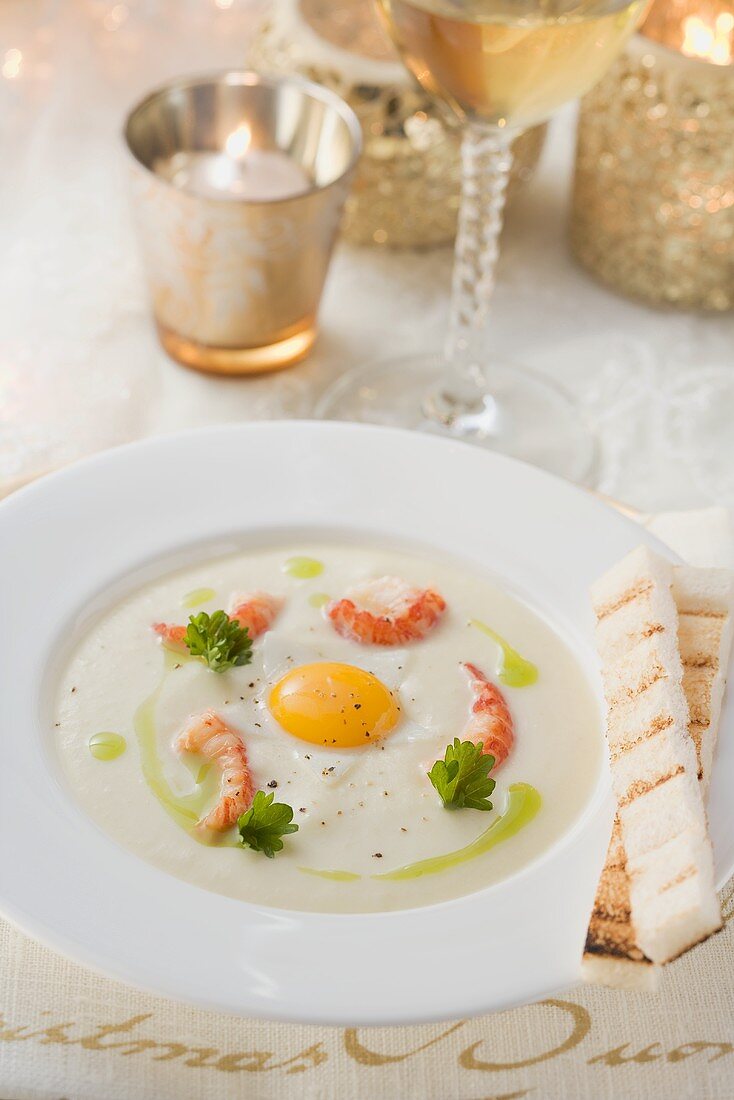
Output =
[{"x1": 268, "y1": 662, "x2": 400, "y2": 748}]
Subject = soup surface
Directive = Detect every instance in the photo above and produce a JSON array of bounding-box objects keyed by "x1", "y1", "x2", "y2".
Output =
[{"x1": 55, "y1": 541, "x2": 602, "y2": 912}]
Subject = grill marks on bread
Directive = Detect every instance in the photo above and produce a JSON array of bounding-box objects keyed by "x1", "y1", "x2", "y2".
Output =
[
  {"x1": 583, "y1": 548, "x2": 724, "y2": 982},
  {"x1": 673, "y1": 573, "x2": 733, "y2": 797},
  {"x1": 595, "y1": 579, "x2": 654, "y2": 622},
  {"x1": 584, "y1": 557, "x2": 732, "y2": 989},
  {"x1": 585, "y1": 818, "x2": 648, "y2": 963},
  {"x1": 583, "y1": 815, "x2": 656, "y2": 988},
  {"x1": 609, "y1": 714, "x2": 673, "y2": 762},
  {"x1": 618, "y1": 764, "x2": 685, "y2": 808}
]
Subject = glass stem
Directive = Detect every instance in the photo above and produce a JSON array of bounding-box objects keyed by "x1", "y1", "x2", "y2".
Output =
[{"x1": 426, "y1": 122, "x2": 514, "y2": 429}]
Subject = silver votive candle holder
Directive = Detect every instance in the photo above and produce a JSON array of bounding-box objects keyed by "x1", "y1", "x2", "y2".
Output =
[
  {"x1": 124, "y1": 71, "x2": 361, "y2": 374},
  {"x1": 571, "y1": 1, "x2": 734, "y2": 312}
]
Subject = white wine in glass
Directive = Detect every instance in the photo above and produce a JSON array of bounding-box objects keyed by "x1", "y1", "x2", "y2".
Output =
[
  {"x1": 317, "y1": 0, "x2": 649, "y2": 482},
  {"x1": 382, "y1": 0, "x2": 645, "y2": 127}
]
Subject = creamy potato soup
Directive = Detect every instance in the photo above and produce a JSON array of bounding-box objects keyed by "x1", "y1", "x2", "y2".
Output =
[{"x1": 55, "y1": 542, "x2": 602, "y2": 913}]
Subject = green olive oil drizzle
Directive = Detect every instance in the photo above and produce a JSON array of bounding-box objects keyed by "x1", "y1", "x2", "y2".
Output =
[
  {"x1": 88, "y1": 732, "x2": 126, "y2": 761},
  {"x1": 284, "y1": 556, "x2": 324, "y2": 579},
  {"x1": 470, "y1": 620, "x2": 538, "y2": 687},
  {"x1": 297, "y1": 784, "x2": 541, "y2": 885},
  {"x1": 133, "y1": 651, "x2": 216, "y2": 838},
  {"x1": 308, "y1": 592, "x2": 330, "y2": 608},
  {"x1": 373, "y1": 783, "x2": 542, "y2": 882},
  {"x1": 298, "y1": 867, "x2": 361, "y2": 882},
  {"x1": 182, "y1": 586, "x2": 216, "y2": 609}
]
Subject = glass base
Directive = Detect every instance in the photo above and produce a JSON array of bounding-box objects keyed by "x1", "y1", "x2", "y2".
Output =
[
  {"x1": 315, "y1": 354, "x2": 596, "y2": 484},
  {"x1": 157, "y1": 321, "x2": 317, "y2": 376}
]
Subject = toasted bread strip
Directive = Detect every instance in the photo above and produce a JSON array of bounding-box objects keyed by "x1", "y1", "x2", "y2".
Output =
[
  {"x1": 672, "y1": 566, "x2": 734, "y2": 794},
  {"x1": 588, "y1": 547, "x2": 721, "y2": 968},
  {"x1": 583, "y1": 561, "x2": 733, "y2": 988},
  {"x1": 582, "y1": 816, "x2": 658, "y2": 990}
]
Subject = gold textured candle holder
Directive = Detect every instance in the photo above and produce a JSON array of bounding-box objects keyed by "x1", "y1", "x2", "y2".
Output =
[
  {"x1": 251, "y1": 0, "x2": 546, "y2": 249},
  {"x1": 124, "y1": 71, "x2": 361, "y2": 375},
  {"x1": 571, "y1": 2, "x2": 734, "y2": 312}
]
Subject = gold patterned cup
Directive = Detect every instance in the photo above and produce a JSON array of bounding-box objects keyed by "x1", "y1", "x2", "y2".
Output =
[
  {"x1": 124, "y1": 71, "x2": 361, "y2": 374},
  {"x1": 571, "y1": 4, "x2": 734, "y2": 313}
]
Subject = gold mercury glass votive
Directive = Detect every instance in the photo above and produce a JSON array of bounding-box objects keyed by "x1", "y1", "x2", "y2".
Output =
[
  {"x1": 571, "y1": 0, "x2": 734, "y2": 311},
  {"x1": 124, "y1": 71, "x2": 362, "y2": 374}
]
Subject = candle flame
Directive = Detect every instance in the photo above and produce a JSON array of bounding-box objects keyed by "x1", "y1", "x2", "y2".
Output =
[
  {"x1": 2, "y1": 48, "x2": 22, "y2": 79},
  {"x1": 225, "y1": 123, "x2": 251, "y2": 159},
  {"x1": 681, "y1": 12, "x2": 733, "y2": 65}
]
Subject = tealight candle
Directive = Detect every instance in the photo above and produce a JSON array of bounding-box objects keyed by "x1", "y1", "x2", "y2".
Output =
[
  {"x1": 570, "y1": 0, "x2": 734, "y2": 311},
  {"x1": 153, "y1": 123, "x2": 312, "y2": 202},
  {"x1": 125, "y1": 71, "x2": 361, "y2": 374},
  {"x1": 642, "y1": 0, "x2": 734, "y2": 63}
]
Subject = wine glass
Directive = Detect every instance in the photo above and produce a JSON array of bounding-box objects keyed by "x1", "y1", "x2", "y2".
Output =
[{"x1": 316, "y1": 0, "x2": 650, "y2": 481}]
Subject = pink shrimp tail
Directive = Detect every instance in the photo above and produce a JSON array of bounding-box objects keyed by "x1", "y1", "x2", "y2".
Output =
[
  {"x1": 153, "y1": 622, "x2": 187, "y2": 648},
  {"x1": 229, "y1": 592, "x2": 283, "y2": 640},
  {"x1": 462, "y1": 661, "x2": 514, "y2": 770},
  {"x1": 152, "y1": 592, "x2": 281, "y2": 651},
  {"x1": 177, "y1": 710, "x2": 256, "y2": 831},
  {"x1": 327, "y1": 578, "x2": 446, "y2": 646}
]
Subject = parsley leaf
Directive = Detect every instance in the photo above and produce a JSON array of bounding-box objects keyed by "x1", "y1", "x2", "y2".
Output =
[
  {"x1": 183, "y1": 610, "x2": 252, "y2": 673},
  {"x1": 237, "y1": 791, "x2": 299, "y2": 858},
  {"x1": 428, "y1": 739, "x2": 496, "y2": 811}
]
